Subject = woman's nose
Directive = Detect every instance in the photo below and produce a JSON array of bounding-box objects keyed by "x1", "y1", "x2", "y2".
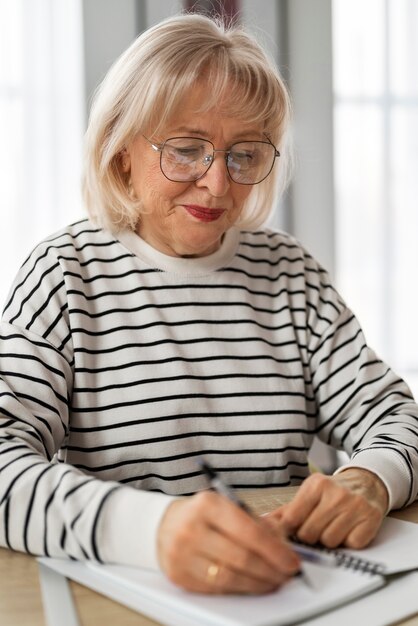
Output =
[{"x1": 195, "y1": 153, "x2": 230, "y2": 196}]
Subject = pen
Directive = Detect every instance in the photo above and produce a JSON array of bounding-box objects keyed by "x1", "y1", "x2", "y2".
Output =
[
  {"x1": 199, "y1": 459, "x2": 253, "y2": 514},
  {"x1": 198, "y1": 459, "x2": 335, "y2": 569}
]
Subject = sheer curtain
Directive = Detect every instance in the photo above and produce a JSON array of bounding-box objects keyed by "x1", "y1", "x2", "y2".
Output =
[
  {"x1": 0, "y1": 0, "x2": 85, "y2": 309},
  {"x1": 333, "y1": 0, "x2": 418, "y2": 398}
]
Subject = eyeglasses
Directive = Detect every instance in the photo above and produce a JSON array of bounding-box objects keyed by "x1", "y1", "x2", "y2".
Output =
[{"x1": 143, "y1": 135, "x2": 280, "y2": 185}]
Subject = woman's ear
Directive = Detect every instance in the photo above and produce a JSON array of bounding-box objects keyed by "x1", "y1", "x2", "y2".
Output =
[{"x1": 120, "y1": 148, "x2": 131, "y2": 173}]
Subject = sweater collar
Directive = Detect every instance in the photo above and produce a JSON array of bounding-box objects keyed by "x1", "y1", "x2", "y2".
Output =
[{"x1": 115, "y1": 227, "x2": 240, "y2": 276}]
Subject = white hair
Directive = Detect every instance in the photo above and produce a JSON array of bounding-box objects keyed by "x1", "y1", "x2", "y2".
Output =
[{"x1": 83, "y1": 13, "x2": 292, "y2": 232}]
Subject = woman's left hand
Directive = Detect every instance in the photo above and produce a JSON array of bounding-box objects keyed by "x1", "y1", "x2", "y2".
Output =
[{"x1": 264, "y1": 468, "x2": 389, "y2": 549}]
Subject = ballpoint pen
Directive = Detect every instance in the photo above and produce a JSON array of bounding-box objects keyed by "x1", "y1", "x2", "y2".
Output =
[{"x1": 198, "y1": 458, "x2": 336, "y2": 569}]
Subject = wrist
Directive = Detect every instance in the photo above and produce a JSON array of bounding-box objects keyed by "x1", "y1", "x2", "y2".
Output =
[{"x1": 333, "y1": 467, "x2": 389, "y2": 514}]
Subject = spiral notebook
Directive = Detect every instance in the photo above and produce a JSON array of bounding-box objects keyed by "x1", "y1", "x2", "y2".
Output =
[{"x1": 38, "y1": 517, "x2": 418, "y2": 626}]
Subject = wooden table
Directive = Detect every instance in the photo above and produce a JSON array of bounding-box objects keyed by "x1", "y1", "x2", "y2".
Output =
[{"x1": 1, "y1": 486, "x2": 418, "y2": 626}]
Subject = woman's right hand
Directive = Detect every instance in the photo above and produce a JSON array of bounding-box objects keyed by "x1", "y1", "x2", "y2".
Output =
[{"x1": 156, "y1": 490, "x2": 300, "y2": 594}]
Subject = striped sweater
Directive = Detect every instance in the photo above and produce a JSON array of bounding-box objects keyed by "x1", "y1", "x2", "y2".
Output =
[{"x1": 1, "y1": 218, "x2": 417, "y2": 569}]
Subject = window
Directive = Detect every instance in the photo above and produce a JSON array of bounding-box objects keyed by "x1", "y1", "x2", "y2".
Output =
[
  {"x1": 0, "y1": 0, "x2": 85, "y2": 308},
  {"x1": 333, "y1": 0, "x2": 418, "y2": 397}
]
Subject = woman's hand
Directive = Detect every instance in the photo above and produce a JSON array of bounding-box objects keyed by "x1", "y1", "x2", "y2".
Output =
[
  {"x1": 266, "y1": 468, "x2": 388, "y2": 550},
  {"x1": 157, "y1": 490, "x2": 300, "y2": 594}
]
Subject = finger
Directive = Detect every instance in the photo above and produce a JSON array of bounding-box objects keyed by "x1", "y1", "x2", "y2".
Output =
[
  {"x1": 198, "y1": 525, "x2": 287, "y2": 586},
  {"x1": 261, "y1": 504, "x2": 285, "y2": 519},
  {"x1": 315, "y1": 510, "x2": 359, "y2": 548},
  {"x1": 279, "y1": 474, "x2": 327, "y2": 532},
  {"x1": 294, "y1": 494, "x2": 351, "y2": 545},
  {"x1": 263, "y1": 503, "x2": 299, "y2": 535},
  {"x1": 261, "y1": 511, "x2": 286, "y2": 534},
  {"x1": 204, "y1": 494, "x2": 300, "y2": 575},
  {"x1": 286, "y1": 478, "x2": 383, "y2": 547},
  {"x1": 281, "y1": 473, "x2": 372, "y2": 544},
  {"x1": 313, "y1": 494, "x2": 382, "y2": 548},
  {"x1": 158, "y1": 491, "x2": 300, "y2": 592},
  {"x1": 342, "y1": 513, "x2": 383, "y2": 549},
  {"x1": 185, "y1": 555, "x2": 284, "y2": 595}
]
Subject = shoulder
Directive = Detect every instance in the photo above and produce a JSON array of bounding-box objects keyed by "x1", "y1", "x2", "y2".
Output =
[
  {"x1": 239, "y1": 227, "x2": 301, "y2": 250},
  {"x1": 21, "y1": 218, "x2": 117, "y2": 264},
  {"x1": 237, "y1": 227, "x2": 324, "y2": 272},
  {"x1": 236, "y1": 227, "x2": 345, "y2": 315},
  {"x1": 8, "y1": 218, "x2": 127, "y2": 288},
  {"x1": 1, "y1": 219, "x2": 120, "y2": 326}
]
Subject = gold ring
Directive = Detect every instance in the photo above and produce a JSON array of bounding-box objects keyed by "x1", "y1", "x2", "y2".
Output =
[{"x1": 206, "y1": 563, "x2": 220, "y2": 584}]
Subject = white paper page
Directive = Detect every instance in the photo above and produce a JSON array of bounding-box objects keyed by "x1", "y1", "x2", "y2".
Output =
[
  {"x1": 38, "y1": 558, "x2": 203, "y2": 626},
  {"x1": 84, "y1": 560, "x2": 383, "y2": 626},
  {"x1": 336, "y1": 517, "x2": 418, "y2": 574},
  {"x1": 303, "y1": 570, "x2": 418, "y2": 626}
]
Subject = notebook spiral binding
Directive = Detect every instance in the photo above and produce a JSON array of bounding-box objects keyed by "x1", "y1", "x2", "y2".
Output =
[
  {"x1": 292, "y1": 537, "x2": 387, "y2": 575},
  {"x1": 324, "y1": 548, "x2": 386, "y2": 575}
]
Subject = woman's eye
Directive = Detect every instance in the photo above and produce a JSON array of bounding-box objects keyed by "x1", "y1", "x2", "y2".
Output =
[
  {"x1": 175, "y1": 147, "x2": 201, "y2": 157},
  {"x1": 231, "y1": 151, "x2": 254, "y2": 163}
]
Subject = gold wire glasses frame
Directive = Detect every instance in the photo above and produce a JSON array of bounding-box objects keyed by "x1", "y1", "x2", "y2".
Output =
[{"x1": 143, "y1": 135, "x2": 280, "y2": 185}]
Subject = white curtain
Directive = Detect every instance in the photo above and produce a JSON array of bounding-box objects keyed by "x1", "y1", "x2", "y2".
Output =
[{"x1": 0, "y1": 0, "x2": 85, "y2": 309}]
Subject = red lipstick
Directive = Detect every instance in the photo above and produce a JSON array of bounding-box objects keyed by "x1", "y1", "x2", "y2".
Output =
[{"x1": 183, "y1": 205, "x2": 225, "y2": 222}]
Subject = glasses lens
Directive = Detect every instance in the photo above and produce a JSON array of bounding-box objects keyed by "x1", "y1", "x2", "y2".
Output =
[
  {"x1": 159, "y1": 138, "x2": 278, "y2": 184},
  {"x1": 161, "y1": 138, "x2": 213, "y2": 182},
  {"x1": 227, "y1": 142, "x2": 276, "y2": 185}
]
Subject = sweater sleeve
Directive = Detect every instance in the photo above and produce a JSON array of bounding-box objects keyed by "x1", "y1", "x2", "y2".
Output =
[
  {"x1": 0, "y1": 237, "x2": 174, "y2": 569},
  {"x1": 305, "y1": 268, "x2": 418, "y2": 510},
  {"x1": 0, "y1": 319, "x2": 173, "y2": 568}
]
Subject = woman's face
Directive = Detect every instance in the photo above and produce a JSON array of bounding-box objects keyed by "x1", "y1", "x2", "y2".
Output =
[{"x1": 122, "y1": 88, "x2": 264, "y2": 257}]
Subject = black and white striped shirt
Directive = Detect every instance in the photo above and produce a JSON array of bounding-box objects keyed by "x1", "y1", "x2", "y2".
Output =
[{"x1": 1, "y1": 218, "x2": 417, "y2": 569}]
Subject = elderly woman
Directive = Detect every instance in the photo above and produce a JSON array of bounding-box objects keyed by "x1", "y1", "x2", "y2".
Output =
[{"x1": 1, "y1": 14, "x2": 417, "y2": 596}]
